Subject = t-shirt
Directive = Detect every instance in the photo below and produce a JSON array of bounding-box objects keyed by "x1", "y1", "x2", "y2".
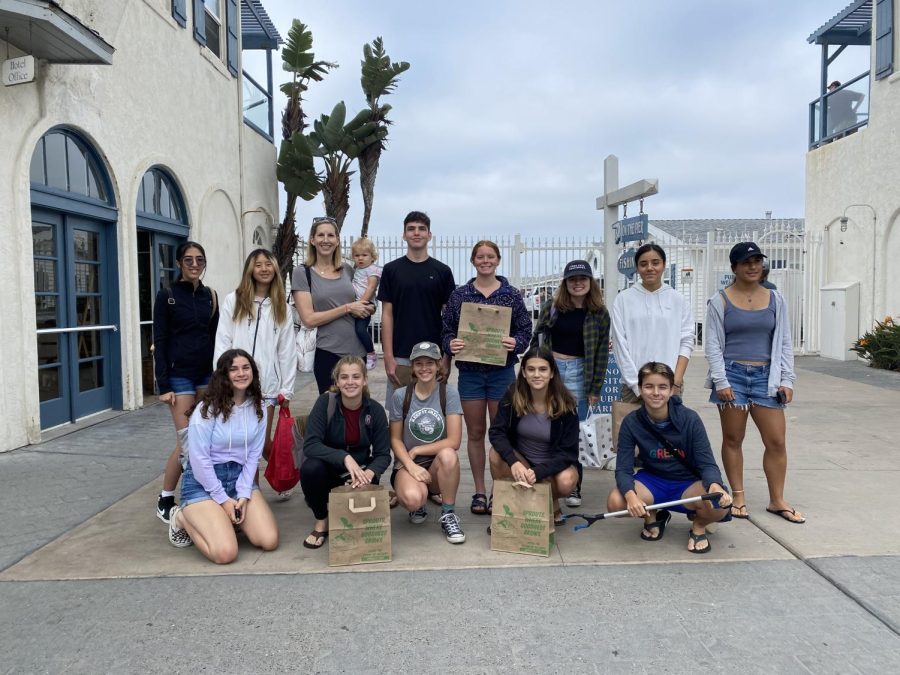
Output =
[
  {"x1": 377, "y1": 256, "x2": 456, "y2": 359},
  {"x1": 342, "y1": 404, "x2": 362, "y2": 446},
  {"x1": 352, "y1": 264, "x2": 382, "y2": 301},
  {"x1": 291, "y1": 263, "x2": 365, "y2": 357},
  {"x1": 516, "y1": 412, "x2": 553, "y2": 466},
  {"x1": 550, "y1": 308, "x2": 586, "y2": 357},
  {"x1": 388, "y1": 383, "x2": 463, "y2": 470}
]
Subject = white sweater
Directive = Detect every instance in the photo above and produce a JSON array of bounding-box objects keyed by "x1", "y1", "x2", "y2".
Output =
[
  {"x1": 611, "y1": 283, "x2": 694, "y2": 397},
  {"x1": 214, "y1": 292, "x2": 297, "y2": 400}
]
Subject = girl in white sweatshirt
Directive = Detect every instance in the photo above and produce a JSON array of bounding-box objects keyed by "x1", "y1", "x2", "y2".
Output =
[
  {"x1": 215, "y1": 249, "x2": 297, "y2": 461},
  {"x1": 611, "y1": 244, "x2": 695, "y2": 401}
]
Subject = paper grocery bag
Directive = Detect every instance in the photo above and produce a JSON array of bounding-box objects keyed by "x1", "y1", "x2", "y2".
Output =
[
  {"x1": 455, "y1": 302, "x2": 512, "y2": 367},
  {"x1": 490, "y1": 479, "x2": 555, "y2": 557},
  {"x1": 612, "y1": 400, "x2": 641, "y2": 453},
  {"x1": 328, "y1": 484, "x2": 392, "y2": 567}
]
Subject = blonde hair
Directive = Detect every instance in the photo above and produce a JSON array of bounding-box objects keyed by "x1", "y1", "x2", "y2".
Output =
[
  {"x1": 552, "y1": 275, "x2": 605, "y2": 313},
  {"x1": 329, "y1": 356, "x2": 371, "y2": 398},
  {"x1": 233, "y1": 249, "x2": 287, "y2": 326},
  {"x1": 351, "y1": 237, "x2": 379, "y2": 262},
  {"x1": 305, "y1": 218, "x2": 343, "y2": 271}
]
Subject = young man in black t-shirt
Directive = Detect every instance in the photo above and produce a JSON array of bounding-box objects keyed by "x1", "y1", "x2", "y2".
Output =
[{"x1": 377, "y1": 211, "x2": 456, "y2": 405}]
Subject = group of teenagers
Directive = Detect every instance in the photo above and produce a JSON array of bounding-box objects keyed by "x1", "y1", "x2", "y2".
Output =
[{"x1": 152, "y1": 210, "x2": 804, "y2": 564}]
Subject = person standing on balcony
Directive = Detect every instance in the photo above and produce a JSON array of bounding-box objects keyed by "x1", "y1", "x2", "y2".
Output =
[
  {"x1": 292, "y1": 217, "x2": 375, "y2": 394},
  {"x1": 705, "y1": 242, "x2": 804, "y2": 524},
  {"x1": 827, "y1": 80, "x2": 864, "y2": 137},
  {"x1": 442, "y1": 241, "x2": 532, "y2": 516},
  {"x1": 530, "y1": 260, "x2": 610, "y2": 507},
  {"x1": 377, "y1": 211, "x2": 456, "y2": 406},
  {"x1": 611, "y1": 243, "x2": 694, "y2": 402}
]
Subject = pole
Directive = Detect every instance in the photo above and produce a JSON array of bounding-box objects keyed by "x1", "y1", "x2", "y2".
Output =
[{"x1": 603, "y1": 155, "x2": 619, "y2": 306}]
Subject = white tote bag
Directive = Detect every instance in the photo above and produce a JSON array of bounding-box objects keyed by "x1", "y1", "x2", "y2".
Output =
[
  {"x1": 578, "y1": 412, "x2": 615, "y2": 471},
  {"x1": 296, "y1": 323, "x2": 316, "y2": 373}
]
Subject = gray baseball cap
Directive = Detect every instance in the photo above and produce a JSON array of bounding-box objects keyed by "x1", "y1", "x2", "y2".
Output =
[{"x1": 410, "y1": 341, "x2": 441, "y2": 361}]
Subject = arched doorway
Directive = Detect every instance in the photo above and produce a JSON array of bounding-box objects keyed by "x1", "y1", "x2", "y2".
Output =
[
  {"x1": 135, "y1": 167, "x2": 190, "y2": 395},
  {"x1": 30, "y1": 129, "x2": 120, "y2": 429}
]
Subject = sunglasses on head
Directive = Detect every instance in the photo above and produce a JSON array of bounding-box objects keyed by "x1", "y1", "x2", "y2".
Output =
[{"x1": 312, "y1": 216, "x2": 337, "y2": 226}]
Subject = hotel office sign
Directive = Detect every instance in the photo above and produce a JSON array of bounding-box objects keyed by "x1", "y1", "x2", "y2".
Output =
[
  {"x1": 2, "y1": 55, "x2": 36, "y2": 86},
  {"x1": 613, "y1": 213, "x2": 649, "y2": 244}
]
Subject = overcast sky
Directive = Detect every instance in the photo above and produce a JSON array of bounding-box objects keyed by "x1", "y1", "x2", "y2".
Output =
[{"x1": 245, "y1": 1, "x2": 868, "y2": 238}]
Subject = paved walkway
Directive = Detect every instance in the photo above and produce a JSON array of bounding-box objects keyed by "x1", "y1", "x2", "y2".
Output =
[{"x1": 1, "y1": 355, "x2": 899, "y2": 673}]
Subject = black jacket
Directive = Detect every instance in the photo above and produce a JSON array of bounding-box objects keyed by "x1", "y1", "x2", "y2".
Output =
[
  {"x1": 488, "y1": 391, "x2": 579, "y2": 481},
  {"x1": 303, "y1": 393, "x2": 392, "y2": 476},
  {"x1": 152, "y1": 280, "x2": 218, "y2": 394}
]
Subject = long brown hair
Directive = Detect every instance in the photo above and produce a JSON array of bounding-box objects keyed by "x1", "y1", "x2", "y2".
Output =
[
  {"x1": 190, "y1": 349, "x2": 264, "y2": 422},
  {"x1": 552, "y1": 274, "x2": 605, "y2": 313},
  {"x1": 510, "y1": 346, "x2": 576, "y2": 419},
  {"x1": 305, "y1": 217, "x2": 343, "y2": 271},
  {"x1": 233, "y1": 249, "x2": 287, "y2": 325}
]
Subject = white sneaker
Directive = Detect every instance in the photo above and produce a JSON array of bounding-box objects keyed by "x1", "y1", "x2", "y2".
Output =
[
  {"x1": 276, "y1": 489, "x2": 293, "y2": 501},
  {"x1": 366, "y1": 353, "x2": 378, "y2": 370},
  {"x1": 439, "y1": 511, "x2": 466, "y2": 544},
  {"x1": 167, "y1": 505, "x2": 193, "y2": 548},
  {"x1": 565, "y1": 489, "x2": 582, "y2": 507}
]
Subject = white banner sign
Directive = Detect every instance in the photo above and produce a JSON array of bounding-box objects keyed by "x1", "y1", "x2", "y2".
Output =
[{"x1": 3, "y1": 55, "x2": 36, "y2": 87}]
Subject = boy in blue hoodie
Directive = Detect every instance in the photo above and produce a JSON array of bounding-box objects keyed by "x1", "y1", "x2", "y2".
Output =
[{"x1": 608, "y1": 362, "x2": 732, "y2": 554}]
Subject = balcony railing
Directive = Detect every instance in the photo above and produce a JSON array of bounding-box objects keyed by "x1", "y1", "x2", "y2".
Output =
[
  {"x1": 242, "y1": 70, "x2": 273, "y2": 141},
  {"x1": 809, "y1": 71, "x2": 870, "y2": 149}
]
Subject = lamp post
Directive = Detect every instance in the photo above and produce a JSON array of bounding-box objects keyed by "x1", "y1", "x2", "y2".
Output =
[{"x1": 839, "y1": 203, "x2": 877, "y2": 329}]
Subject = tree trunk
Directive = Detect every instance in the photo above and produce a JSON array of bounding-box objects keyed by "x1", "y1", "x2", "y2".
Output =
[
  {"x1": 272, "y1": 192, "x2": 298, "y2": 280},
  {"x1": 358, "y1": 142, "x2": 382, "y2": 238},
  {"x1": 321, "y1": 160, "x2": 351, "y2": 233}
]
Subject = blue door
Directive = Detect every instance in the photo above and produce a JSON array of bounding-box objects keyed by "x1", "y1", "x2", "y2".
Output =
[{"x1": 34, "y1": 209, "x2": 116, "y2": 428}]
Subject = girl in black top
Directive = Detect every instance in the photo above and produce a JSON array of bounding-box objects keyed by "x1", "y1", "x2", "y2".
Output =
[
  {"x1": 152, "y1": 241, "x2": 218, "y2": 524},
  {"x1": 299, "y1": 356, "x2": 391, "y2": 549},
  {"x1": 488, "y1": 346, "x2": 580, "y2": 522}
]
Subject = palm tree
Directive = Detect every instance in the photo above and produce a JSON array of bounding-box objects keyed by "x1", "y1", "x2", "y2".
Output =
[
  {"x1": 357, "y1": 37, "x2": 410, "y2": 238},
  {"x1": 308, "y1": 101, "x2": 386, "y2": 232},
  {"x1": 272, "y1": 20, "x2": 337, "y2": 278}
]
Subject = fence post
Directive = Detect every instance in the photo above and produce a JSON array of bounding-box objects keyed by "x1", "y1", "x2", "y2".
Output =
[{"x1": 510, "y1": 234, "x2": 524, "y2": 288}]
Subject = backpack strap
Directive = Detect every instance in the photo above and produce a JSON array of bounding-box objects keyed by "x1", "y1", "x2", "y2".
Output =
[
  {"x1": 304, "y1": 264, "x2": 313, "y2": 290},
  {"x1": 401, "y1": 384, "x2": 415, "y2": 422},
  {"x1": 326, "y1": 391, "x2": 337, "y2": 423},
  {"x1": 166, "y1": 286, "x2": 175, "y2": 306},
  {"x1": 439, "y1": 381, "x2": 447, "y2": 416},
  {"x1": 636, "y1": 412, "x2": 701, "y2": 481},
  {"x1": 210, "y1": 288, "x2": 218, "y2": 317}
]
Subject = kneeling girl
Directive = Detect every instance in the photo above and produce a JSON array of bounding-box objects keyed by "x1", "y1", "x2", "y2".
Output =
[
  {"x1": 389, "y1": 341, "x2": 465, "y2": 544},
  {"x1": 488, "y1": 346, "x2": 580, "y2": 520},
  {"x1": 608, "y1": 361, "x2": 732, "y2": 554},
  {"x1": 168, "y1": 349, "x2": 279, "y2": 563}
]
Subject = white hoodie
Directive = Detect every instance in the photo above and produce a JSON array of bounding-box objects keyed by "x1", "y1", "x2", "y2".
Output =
[
  {"x1": 214, "y1": 292, "x2": 297, "y2": 400},
  {"x1": 611, "y1": 283, "x2": 694, "y2": 397}
]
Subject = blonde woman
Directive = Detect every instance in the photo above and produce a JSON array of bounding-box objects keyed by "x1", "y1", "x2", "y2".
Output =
[
  {"x1": 215, "y1": 249, "x2": 296, "y2": 462},
  {"x1": 291, "y1": 217, "x2": 375, "y2": 394}
]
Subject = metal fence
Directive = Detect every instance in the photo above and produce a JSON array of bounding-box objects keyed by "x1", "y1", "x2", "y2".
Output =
[{"x1": 292, "y1": 223, "x2": 820, "y2": 354}]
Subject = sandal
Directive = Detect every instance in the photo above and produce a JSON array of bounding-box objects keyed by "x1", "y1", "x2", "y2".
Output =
[
  {"x1": 640, "y1": 509, "x2": 671, "y2": 542},
  {"x1": 554, "y1": 510, "x2": 566, "y2": 526},
  {"x1": 688, "y1": 530, "x2": 711, "y2": 554},
  {"x1": 428, "y1": 491, "x2": 443, "y2": 506},
  {"x1": 470, "y1": 493, "x2": 488, "y2": 515},
  {"x1": 730, "y1": 504, "x2": 749, "y2": 519},
  {"x1": 487, "y1": 493, "x2": 493, "y2": 515},
  {"x1": 389, "y1": 491, "x2": 398, "y2": 509},
  {"x1": 766, "y1": 507, "x2": 806, "y2": 524},
  {"x1": 302, "y1": 529, "x2": 329, "y2": 549}
]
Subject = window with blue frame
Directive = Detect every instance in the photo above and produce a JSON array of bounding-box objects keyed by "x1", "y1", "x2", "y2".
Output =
[{"x1": 30, "y1": 131, "x2": 110, "y2": 202}]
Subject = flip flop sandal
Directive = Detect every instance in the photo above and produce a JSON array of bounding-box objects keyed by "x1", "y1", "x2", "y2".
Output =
[
  {"x1": 428, "y1": 491, "x2": 443, "y2": 506},
  {"x1": 730, "y1": 504, "x2": 750, "y2": 519},
  {"x1": 766, "y1": 507, "x2": 806, "y2": 524},
  {"x1": 470, "y1": 493, "x2": 488, "y2": 515},
  {"x1": 487, "y1": 493, "x2": 493, "y2": 515},
  {"x1": 688, "y1": 530, "x2": 711, "y2": 554},
  {"x1": 640, "y1": 509, "x2": 671, "y2": 542},
  {"x1": 554, "y1": 511, "x2": 566, "y2": 526},
  {"x1": 389, "y1": 491, "x2": 399, "y2": 509},
  {"x1": 302, "y1": 529, "x2": 329, "y2": 549}
]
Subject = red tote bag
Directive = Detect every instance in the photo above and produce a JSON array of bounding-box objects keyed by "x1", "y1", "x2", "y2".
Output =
[{"x1": 265, "y1": 402, "x2": 300, "y2": 493}]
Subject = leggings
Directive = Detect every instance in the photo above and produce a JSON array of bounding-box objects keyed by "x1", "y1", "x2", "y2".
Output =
[
  {"x1": 313, "y1": 348, "x2": 343, "y2": 394},
  {"x1": 300, "y1": 456, "x2": 380, "y2": 520}
]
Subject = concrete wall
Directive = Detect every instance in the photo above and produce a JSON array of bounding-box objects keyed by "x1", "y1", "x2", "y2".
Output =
[
  {"x1": 805, "y1": 0, "x2": 900, "y2": 339},
  {"x1": 0, "y1": 0, "x2": 279, "y2": 451}
]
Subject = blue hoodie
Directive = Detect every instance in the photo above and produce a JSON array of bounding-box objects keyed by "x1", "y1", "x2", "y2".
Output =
[{"x1": 615, "y1": 398, "x2": 724, "y2": 497}]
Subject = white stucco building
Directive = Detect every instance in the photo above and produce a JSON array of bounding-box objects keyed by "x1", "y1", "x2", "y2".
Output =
[
  {"x1": 805, "y1": 0, "x2": 900, "y2": 339},
  {"x1": 0, "y1": 0, "x2": 282, "y2": 451}
]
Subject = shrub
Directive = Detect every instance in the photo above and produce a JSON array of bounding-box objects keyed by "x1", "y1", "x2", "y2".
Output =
[{"x1": 850, "y1": 316, "x2": 900, "y2": 371}]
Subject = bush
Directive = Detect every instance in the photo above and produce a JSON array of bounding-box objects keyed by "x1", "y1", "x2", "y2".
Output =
[{"x1": 850, "y1": 316, "x2": 900, "y2": 371}]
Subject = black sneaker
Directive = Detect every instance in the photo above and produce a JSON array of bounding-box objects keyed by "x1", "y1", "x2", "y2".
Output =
[
  {"x1": 565, "y1": 489, "x2": 582, "y2": 507},
  {"x1": 157, "y1": 494, "x2": 176, "y2": 524},
  {"x1": 408, "y1": 506, "x2": 428, "y2": 524},
  {"x1": 439, "y1": 511, "x2": 466, "y2": 544}
]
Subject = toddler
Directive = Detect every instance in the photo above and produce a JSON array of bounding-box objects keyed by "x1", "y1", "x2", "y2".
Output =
[{"x1": 351, "y1": 238, "x2": 382, "y2": 370}]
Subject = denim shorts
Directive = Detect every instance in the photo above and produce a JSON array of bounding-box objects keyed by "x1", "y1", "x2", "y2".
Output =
[
  {"x1": 634, "y1": 470, "x2": 699, "y2": 515},
  {"x1": 180, "y1": 461, "x2": 258, "y2": 506},
  {"x1": 709, "y1": 360, "x2": 784, "y2": 410},
  {"x1": 169, "y1": 374, "x2": 211, "y2": 396},
  {"x1": 555, "y1": 357, "x2": 588, "y2": 421},
  {"x1": 457, "y1": 366, "x2": 516, "y2": 401}
]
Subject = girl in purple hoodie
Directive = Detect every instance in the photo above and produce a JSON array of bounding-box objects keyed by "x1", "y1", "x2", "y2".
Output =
[{"x1": 167, "y1": 349, "x2": 279, "y2": 563}]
